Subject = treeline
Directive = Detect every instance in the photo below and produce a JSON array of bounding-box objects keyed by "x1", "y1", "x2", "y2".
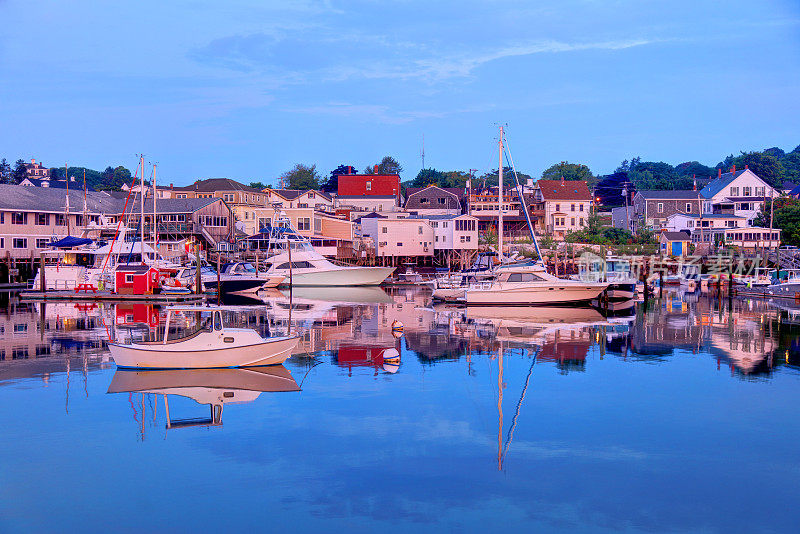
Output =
[
  {"x1": 250, "y1": 156, "x2": 405, "y2": 192},
  {"x1": 0, "y1": 157, "x2": 133, "y2": 191}
]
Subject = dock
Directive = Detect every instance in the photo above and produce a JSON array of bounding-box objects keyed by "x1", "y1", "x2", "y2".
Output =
[{"x1": 19, "y1": 291, "x2": 206, "y2": 302}]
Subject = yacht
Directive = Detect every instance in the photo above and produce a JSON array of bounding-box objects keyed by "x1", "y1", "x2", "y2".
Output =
[
  {"x1": 261, "y1": 223, "x2": 393, "y2": 287},
  {"x1": 576, "y1": 255, "x2": 637, "y2": 301},
  {"x1": 464, "y1": 262, "x2": 609, "y2": 305},
  {"x1": 766, "y1": 269, "x2": 800, "y2": 297},
  {"x1": 174, "y1": 263, "x2": 278, "y2": 295}
]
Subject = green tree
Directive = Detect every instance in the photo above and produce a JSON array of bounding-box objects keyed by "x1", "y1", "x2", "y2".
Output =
[
  {"x1": 753, "y1": 197, "x2": 800, "y2": 245},
  {"x1": 541, "y1": 161, "x2": 594, "y2": 185},
  {"x1": 410, "y1": 168, "x2": 447, "y2": 188},
  {"x1": 781, "y1": 149, "x2": 800, "y2": 184},
  {"x1": 281, "y1": 163, "x2": 320, "y2": 190},
  {"x1": 364, "y1": 156, "x2": 403, "y2": 176},
  {"x1": 12, "y1": 159, "x2": 27, "y2": 183},
  {"x1": 675, "y1": 161, "x2": 714, "y2": 179},
  {"x1": 730, "y1": 151, "x2": 784, "y2": 188},
  {"x1": 249, "y1": 181, "x2": 267, "y2": 190},
  {"x1": 0, "y1": 158, "x2": 12, "y2": 184},
  {"x1": 479, "y1": 166, "x2": 532, "y2": 188}
]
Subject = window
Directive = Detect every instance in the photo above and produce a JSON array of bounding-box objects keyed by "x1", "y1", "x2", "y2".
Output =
[
  {"x1": 507, "y1": 273, "x2": 546, "y2": 282},
  {"x1": 579, "y1": 204, "x2": 584, "y2": 212},
  {"x1": 460, "y1": 235, "x2": 466, "y2": 243},
  {"x1": 442, "y1": 222, "x2": 448, "y2": 228},
  {"x1": 420, "y1": 198, "x2": 429, "y2": 204},
  {"x1": 35, "y1": 238, "x2": 50, "y2": 248},
  {"x1": 756, "y1": 186, "x2": 765, "y2": 196},
  {"x1": 36, "y1": 213, "x2": 48, "y2": 225},
  {"x1": 465, "y1": 236, "x2": 470, "y2": 242},
  {"x1": 125, "y1": 273, "x2": 134, "y2": 284},
  {"x1": 571, "y1": 204, "x2": 575, "y2": 212},
  {"x1": 657, "y1": 203, "x2": 664, "y2": 213},
  {"x1": 0, "y1": 212, "x2": 3, "y2": 223},
  {"x1": 244, "y1": 194, "x2": 249, "y2": 202},
  {"x1": 366, "y1": 181, "x2": 372, "y2": 191},
  {"x1": 418, "y1": 226, "x2": 423, "y2": 234},
  {"x1": 176, "y1": 194, "x2": 187, "y2": 199},
  {"x1": 435, "y1": 236, "x2": 439, "y2": 242},
  {"x1": 12, "y1": 238, "x2": 27, "y2": 249},
  {"x1": 571, "y1": 217, "x2": 575, "y2": 225},
  {"x1": 730, "y1": 187, "x2": 739, "y2": 196},
  {"x1": 555, "y1": 204, "x2": 560, "y2": 212},
  {"x1": 0, "y1": 238, "x2": 3, "y2": 248},
  {"x1": 686, "y1": 203, "x2": 692, "y2": 213},
  {"x1": 297, "y1": 217, "x2": 311, "y2": 231},
  {"x1": 381, "y1": 227, "x2": 387, "y2": 233},
  {"x1": 298, "y1": 203, "x2": 309, "y2": 208},
  {"x1": 55, "y1": 214, "x2": 66, "y2": 226},
  {"x1": 308, "y1": 192, "x2": 315, "y2": 199},
  {"x1": 438, "y1": 197, "x2": 446, "y2": 204},
  {"x1": 276, "y1": 261, "x2": 314, "y2": 269},
  {"x1": 743, "y1": 187, "x2": 751, "y2": 196},
  {"x1": 396, "y1": 242, "x2": 403, "y2": 247},
  {"x1": 687, "y1": 220, "x2": 694, "y2": 227},
  {"x1": 223, "y1": 193, "x2": 234, "y2": 202},
  {"x1": 11, "y1": 212, "x2": 26, "y2": 225},
  {"x1": 442, "y1": 236, "x2": 446, "y2": 242}
]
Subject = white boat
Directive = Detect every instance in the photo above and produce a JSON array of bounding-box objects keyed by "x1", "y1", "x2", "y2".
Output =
[
  {"x1": 464, "y1": 262, "x2": 608, "y2": 305},
  {"x1": 575, "y1": 255, "x2": 637, "y2": 301},
  {"x1": 262, "y1": 222, "x2": 393, "y2": 287},
  {"x1": 766, "y1": 269, "x2": 800, "y2": 297},
  {"x1": 108, "y1": 306, "x2": 299, "y2": 369},
  {"x1": 174, "y1": 263, "x2": 281, "y2": 295},
  {"x1": 734, "y1": 267, "x2": 774, "y2": 288}
]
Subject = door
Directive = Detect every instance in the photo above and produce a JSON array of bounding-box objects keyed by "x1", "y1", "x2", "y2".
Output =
[{"x1": 671, "y1": 241, "x2": 682, "y2": 256}]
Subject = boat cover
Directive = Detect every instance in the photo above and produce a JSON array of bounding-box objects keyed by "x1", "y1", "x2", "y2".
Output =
[{"x1": 48, "y1": 236, "x2": 93, "y2": 248}]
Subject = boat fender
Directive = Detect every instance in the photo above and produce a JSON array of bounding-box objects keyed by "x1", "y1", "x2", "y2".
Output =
[{"x1": 391, "y1": 320, "x2": 404, "y2": 334}]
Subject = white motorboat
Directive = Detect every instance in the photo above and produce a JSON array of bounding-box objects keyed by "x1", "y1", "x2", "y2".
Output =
[
  {"x1": 734, "y1": 267, "x2": 774, "y2": 288},
  {"x1": 174, "y1": 263, "x2": 280, "y2": 295},
  {"x1": 262, "y1": 225, "x2": 393, "y2": 287},
  {"x1": 464, "y1": 262, "x2": 609, "y2": 305},
  {"x1": 576, "y1": 255, "x2": 637, "y2": 301},
  {"x1": 766, "y1": 269, "x2": 800, "y2": 297},
  {"x1": 108, "y1": 306, "x2": 299, "y2": 369}
]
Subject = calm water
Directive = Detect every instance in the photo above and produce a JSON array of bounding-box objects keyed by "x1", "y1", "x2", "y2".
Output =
[{"x1": 1, "y1": 288, "x2": 799, "y2": 533}]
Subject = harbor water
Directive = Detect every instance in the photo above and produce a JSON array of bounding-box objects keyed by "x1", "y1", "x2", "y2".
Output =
[{"x1": 1, "y1": 288, "x2": 799, "y2": 533}]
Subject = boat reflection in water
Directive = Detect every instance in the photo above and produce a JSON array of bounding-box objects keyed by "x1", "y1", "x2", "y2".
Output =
[{"x1": 107, "y1": 365, "x2": 299, "y2": 430}]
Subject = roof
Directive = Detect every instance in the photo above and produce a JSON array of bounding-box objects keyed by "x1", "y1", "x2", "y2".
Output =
[
  {"x1": 406, "y1": 186, "x2": 464, "y2": 199},
  {"x1": 19, "y1": 177, "x2": 95, "y2": 191},
  {"x1": 724, "y1": 196, "x2": 769, "y2": 202},
  {"x1": 405, "y1": 186, "x2": 463, "y2": 210},
  {"x1": 266, "y1": 189, "x2": 332, "y2": 202},
  {"x1": 0, "y1": 184, "x2": 121, "y2": 213},
  {"x1": 635, "y1": 190, "x2": 701, "y2": 200},
  {"x1": 699, "y1": 169, "x2": 749, "y2": 199},
  {"x1": 536, "y1": 180, "x2": 592, "y2": 201},
  {"x1": 337, "y1": 195, "x2": 397, "y2": 200},
  {"x1": 131, "y1": 196, "x2": 221, "y2": 215},
  {"x1": 173, "y1": 178, "x2": 260, "y2": 193},
  {"x1": 413, "y1": 214, "x2": 473, "y2": 220},
  {"x1": 661, "y1": 231, "x2": 691, "y2": 241}
]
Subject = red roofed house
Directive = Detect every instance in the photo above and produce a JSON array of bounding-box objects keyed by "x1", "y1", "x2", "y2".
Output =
[
  {"x1": 533, "y1": 179, "x2": 593, "y2": 239},
  {"x1": 337, "y1": 167, "x2": 401, "y2": 206}
]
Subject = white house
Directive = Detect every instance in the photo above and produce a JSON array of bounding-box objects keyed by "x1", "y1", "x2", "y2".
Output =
[
  {"x1": 264, "y1": 189, "x2": 334, "y2": 210},
  {"x1": 359, "y1": 216, "x2": 433, "y2": 258},
  {"x1": 699, "y1": 168, "x2": 778, "y2": 224},
  {"x1": 423, "y1": 214, "x2": 479, "y2": 251}
]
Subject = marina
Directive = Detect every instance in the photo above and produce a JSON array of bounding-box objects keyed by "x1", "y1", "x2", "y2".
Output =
[{"x1": 1, "y1": 286, "x2": 799, "y2": 532}]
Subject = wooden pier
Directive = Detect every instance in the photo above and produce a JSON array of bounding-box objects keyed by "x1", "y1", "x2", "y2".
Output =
[{"x1": 19, "y1": 291, "x2": 205, "y2": 302}]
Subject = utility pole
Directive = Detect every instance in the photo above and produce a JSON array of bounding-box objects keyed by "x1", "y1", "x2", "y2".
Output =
[
  {"x1": 769, "y1": 185, "x2": 775, "y2": 260},
  {"x1": 622, "y1": 184, "x2": 630, "y2": 233}
]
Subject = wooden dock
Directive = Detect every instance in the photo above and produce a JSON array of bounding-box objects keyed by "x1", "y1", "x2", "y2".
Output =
[{"x1": 19, "y1": 291, "x2": 206, "y2": 302}]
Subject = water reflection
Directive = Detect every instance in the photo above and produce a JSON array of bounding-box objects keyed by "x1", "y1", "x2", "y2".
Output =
[{"x1": 107, "y1": 366, "x2": 300, "y2": 436}]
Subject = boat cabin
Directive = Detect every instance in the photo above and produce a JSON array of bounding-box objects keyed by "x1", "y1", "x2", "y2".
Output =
[{"x1": 115, "y1": 264, "x2": 160, "y2": 295}]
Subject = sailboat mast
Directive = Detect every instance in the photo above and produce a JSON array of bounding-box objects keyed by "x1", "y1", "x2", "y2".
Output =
[
  {"x1": 65, "y1": 162, "x2": 71, "y2": 236},
  {"x1": 152, "y1": 163, "x2": 157, "y2": 266},
  {"x1": 498, "y1": 126, "x2": 504, "y2": 259},
  {"x1": 139, "y1": 155, "x2": 145, "y2": 263}
]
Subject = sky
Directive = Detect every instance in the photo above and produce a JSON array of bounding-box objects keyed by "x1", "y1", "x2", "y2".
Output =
[{"x1": 0, "y1": 0, "x2": 799, "y2": 186}]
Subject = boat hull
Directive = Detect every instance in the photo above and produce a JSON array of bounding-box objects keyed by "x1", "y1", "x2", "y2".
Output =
[
  {"x1": 465, "y1": 283, "x2": 607, "y2": 305},
  {"x1": 204, "y1": 278, "x2": 267, "y2": 295},
  {"x1": 284, "y1": 266, "x2": 394, "y2": 286},
  {"x1": 108, "y1": 335, "x2": 299, "y2": 369}
]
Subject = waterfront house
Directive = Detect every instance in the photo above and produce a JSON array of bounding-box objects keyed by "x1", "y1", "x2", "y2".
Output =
[
  {"x1": 467, "y1": 186, "x2": 532, "y2": 237},
  {"x1": 723, "y1": 227, "x2": 780, "y2": 250},
  {"x1": 533, "y1": 179, "x2": 593, "y2": 239},
  {"x1": 425, "y1": 213, "x2": 479, "y2": 268},
  {"x1": 243, "y1": 207, "x2": 355, "y2": 258},
  {"x1": 0, "y1": 185, "x2": 117, "y2": 261},
  {"x1": 262, "y1": 189, "x2": 334, "y2": 210},
  {"x1": 405, "y1": 185, "x2": 464, "y2": 216},
  {"x1": 337, "y1": 195, "x2": 401, "y2": 213},
  {"x1": 699, "y1": 167, "x2": 778, "y2": 224},
  {"x1": 358, "y1": 215, "x2": 434, "y2": 261},
  {"x1": 22, "y1": 159, "x2": 50, "y2": 180},
  {"x1": 659, "y1": 231, "x2": 691, "y2": 257},
  {"x1": 337, "y1": 169, "x2": 402, "y2": 206},
  {"x1": 632, "y1": 190, "x2": 703, "y2": 231}
]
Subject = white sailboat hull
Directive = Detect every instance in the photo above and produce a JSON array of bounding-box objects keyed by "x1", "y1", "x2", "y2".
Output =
[{"x1": 109, "y1": 332, "x2": 299, "y2": 369}]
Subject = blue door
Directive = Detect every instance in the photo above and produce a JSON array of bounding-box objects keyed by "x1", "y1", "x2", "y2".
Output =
[{"x1": 672, "y1": 241, "x2": 682, "y2": 256}]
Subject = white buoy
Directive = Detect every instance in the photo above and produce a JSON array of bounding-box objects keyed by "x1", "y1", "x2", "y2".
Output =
[{"x1": 391, "y1": 320, "x2": 404, "y2": 335}]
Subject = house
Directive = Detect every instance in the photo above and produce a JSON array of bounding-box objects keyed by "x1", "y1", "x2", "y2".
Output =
[
  {"x1": 467, "y1": 186, "x2": 532, "y2": 237},
  {"x1": 405, "y1": 185, "x2": 464, "y2": 215},
  {"x1": 358, "y1": 216, "x2": 434, "y2": 259},
  {"x1": 23, "y1": 159, "x2": 50, "y2": 180},
  {"x1": 534, "y1": 179, "x2": 593, "y2": 238},
  {"x1": 244, "y1": 207, "x2": 355, "y2": 258},
  {"x1": 632, "y1": 190, "x2": 703, "y2": 231},
  {"x1": 337, "y1": 170, "x2": 401, "y2": 205},
  {"x1": 659, "y1": 231, "x2": 691, "y2": 257},
  {"x1": 723, "y1": 228, "x2": 781, "y2": 250},
  {"x1": 0, "y1": 185, "x2": 118, "y2": 260},
  {"x1": 424, "y1": 214, "x2": 479, "y2": 251},
  {"x1": 114, "y1": 264, "x2": 159, "y2": 295},
  {"x1": 611, "y1": 206, "x2": 635, "y2": 232},
  {"x1": 664, "y1": 213, "x2": 747, "y2": 248},
  {"x1": 699, "y1": 167, "x2": 779, "y2": 224}
]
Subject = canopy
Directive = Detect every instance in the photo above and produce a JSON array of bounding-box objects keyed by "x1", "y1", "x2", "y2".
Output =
[{"x1": 48, "y1": 236, "x2": 93, "y2": 248}]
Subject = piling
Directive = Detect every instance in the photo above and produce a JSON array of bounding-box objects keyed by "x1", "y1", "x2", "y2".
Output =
[{"x1": 194, "y1": 245, "x2": 201, "y2": 294}]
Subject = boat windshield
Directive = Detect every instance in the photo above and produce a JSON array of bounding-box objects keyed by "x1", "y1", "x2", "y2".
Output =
[{"x1": 164, "y1": 311, "x2": 214, "y2": 342}]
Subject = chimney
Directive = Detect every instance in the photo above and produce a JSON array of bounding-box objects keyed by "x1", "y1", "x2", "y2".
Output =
[
  {"x1": 170, "y1": 183, "x2": 174, "y2": 190},
  {"x1": 348, "y1": 166, "x2": 353, "y2": 175},
  {"x1": 718, "y1": 168, "x2": 722, "y2": 178},
  {"x1": 374, "y1": 165, "x2": 379, "y2": 174},
  {"x1": 745, "y1": 164, "x2": 748, "y2": 170},
  {"x1": 732, "y1": 164, "x2": 736, "y2": 173}
]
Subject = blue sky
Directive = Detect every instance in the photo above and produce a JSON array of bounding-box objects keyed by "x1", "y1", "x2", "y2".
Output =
[{"x1": 1, "y1": 0, "x2": 798, "y2": 186}]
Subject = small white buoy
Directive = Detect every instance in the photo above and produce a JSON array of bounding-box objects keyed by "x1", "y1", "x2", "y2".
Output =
[{"x1": 391, "y1": 319, "x2": 404, "y2": 334}]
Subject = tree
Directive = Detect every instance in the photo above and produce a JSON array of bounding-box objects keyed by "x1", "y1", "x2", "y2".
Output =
[
  {"x1": 321, "y1": 164, "x2": 355, "y2": 193},
  {"x1": 753, "y1": 197, "x2": 800, "y2": 245},
  {"x1": 410, "y1": 168, "x2": 447, "y2": 188},
  {"x1": 541, "y1": 161, "x2": 594, "y2": 185},
  {"x1": 0, "y1": 158, "x2": 12, "y2": 184},
  {"x1": 249, "y1": 181, "x2": 267, "y2": 190},
  {"x1": 365, "y1": 156, "x2": 403, "y2": 176},
  {"x1": 731, "y1": 151, "x2": 784, "y2": 188},
  {"x1": 281, "y1": 164, "x2": 320, "y2": 190},
  {"x1": 674, "y1": 161, "x2": 714, "y2": 179},
  {"x1": 12, "y1": 159, "x2": 27, "y2": 183},
  {"x1": 479, "y1": 166, "x2": 532, "y2": 188}
]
